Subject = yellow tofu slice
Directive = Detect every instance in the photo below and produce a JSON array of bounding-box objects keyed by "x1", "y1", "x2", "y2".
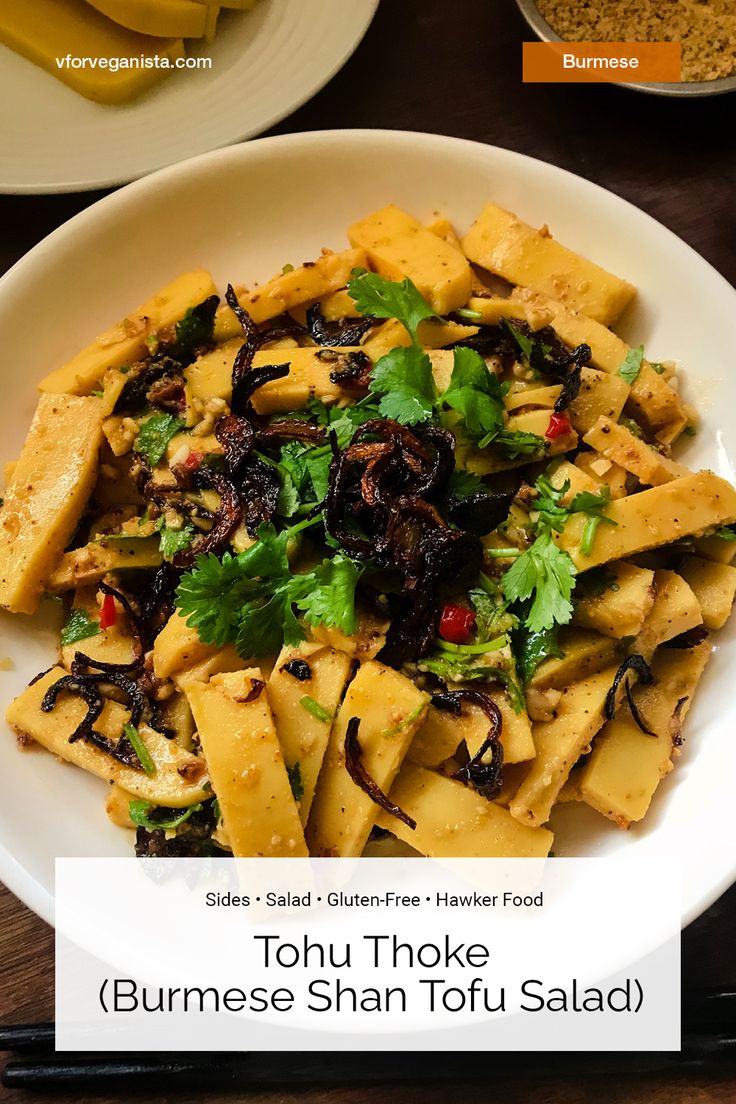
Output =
[
  {"x1": 379, "y1": 764, "x2": 553, "y2": 858},
  {"x1": 676, "y1": 557, "x2": 736, "y2": 631},
  {"x1": 575, "y1": 451, "x2": 628, "y2": 499},
  {"x1": 573, "y1": 562, "x2": 655, "y2": 639},
  {"x1": 510, "y1": 666, "x2": 618, "y2": 827},
  {"x1": 214, "y1": 249, "x2": 368, "y2": 338},
  {"x1": 633, "y1": 570, "x2": 703, "y2": 658},
  {"x1": 0, "y1": 0, "x2": 184, "y2": 106},
  {"x1": 348, "y1": 205, "x2": 473, "y2": 315},
  {"x1": 309, "y1": 609, "x2": 388, "y2": 662},
  {"x1": 0, "y1": 394, "x2": 104, "y2": 613},
  {"x1": 462, "y1": 205, "x2": 636, "y2": 325},
  {"x1": 556, "y1": 472, "x2": 736, "y2": 571},
  {"x1": 172, "y1": 646, "x2": 247, "y2": 691},
  {"x1": 408, "y1": 687, "x2": 534, "y2": 769},
  {"x1": 153, "y1": 609, "x2": 220, "y2": 680},
  {"x1": 625, "y1": 364, "x2": 689, "y2": 446},
  {"x1": 267, "y1": 642, "x2": 354, "y2": 826},
  {"x1": 185, "y1": 669, "x2": 307, "y2": 857},
  {"x1": 85, "y1": 0, "x2": 209, "y2": 37},
  {"x1": 60, "y1": 586, "x2": 138, "y2": 671},
  {"x1": 306, "y1": 661, "x2": 428, "y2": 857},
  {"x1": 46, "y1": 537, "x2": 162, "y2": 593},
  {"x1": 249, "y1": 348, "x2": 358, "y2": 414},
  {"x1": 361, "y1": 317, "x2": 479, "y2": 361},
  {"x1": 583, "y1": 416, "x2": 688, "y2": 486},
  {"x1": 40, "y1": 270, "x2": 217, "y2": 394},
  {"x1": 184, "y1": 338, "x2": 241, "y2": 404},
  {"x1": 578, "y1": 643, "x2": 711, "y2": 827},
  {"x1": 7, "y1": 667, "x2": 209, "y2": 805},
  {"x1": 528, "y1": 629, "x2": 620, "y2": 689}
]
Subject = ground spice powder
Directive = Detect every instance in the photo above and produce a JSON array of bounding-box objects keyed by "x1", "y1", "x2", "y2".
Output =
[{"x1": 536, "y1": 0, "x2": 736, "y2": 81}]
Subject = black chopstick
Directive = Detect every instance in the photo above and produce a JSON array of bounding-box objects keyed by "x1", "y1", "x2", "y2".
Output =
[{"x1": 2, "y1": 1040, "x2": 735, "y2": 1091}]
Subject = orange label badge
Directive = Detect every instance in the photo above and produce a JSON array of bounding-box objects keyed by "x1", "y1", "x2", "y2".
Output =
[{"x1": 523, "y1": 41, "x2": 682, "y2": 83}]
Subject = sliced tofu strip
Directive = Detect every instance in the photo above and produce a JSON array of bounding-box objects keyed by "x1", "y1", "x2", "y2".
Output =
[
  {"x1": 85, "y1": 0, "x2": 209, "y2": 38},
  {"x1": 152, "y1": 609, "x2": 220, "y2": 681},
  {"x1": 249, "y1": 348, "x2": 359, "y2": 414},
  {"x1": 361, "y1": 317, "x2": 478, "y2": 361},
  {"x1": 408, "y1": 686, "x2": 535, "y2": 769},
  {"x1": 267, "y1": 643, "x2": 354, "y2": 826},
  {"x1": 633, "y1": 570, "x2": 703, "y2": 659},
  {"x1": 583, "y1": 416, "x2": 688, "y2": 486},
  {"x1": 678, "y1": 557, "x2": 736, "y2": 630},
  {"x1": 462, "y1": 205, "x2": 636, "y2": 325},
  {"x1": 186, "y1": 669, "x2": 307, "y2": 857},
  {"x1": 306, "y1": 661, "x2": 428, "y2": 857},
  {"x1": 509, "y1": 666, "x2": 619, "y2": 827},
  {"x1": 528, "y1": 629, "x2": 620, "y2": 690},
  {"x1": 379, "y1": 764, "x2": 553, "y2": 858},
  {"x1": 575, "y1": 451, "x2": 628, "y2": 499},
  {"x1": 555, "y1": 472, "x2": 736, "y2": 571},
  {"x1": 40, "y1": 270, "x2": 217, "y2": 394},
  {"x1": 0, "y1": 394, "x2": 104, "y2": 613},
  {"x1": 348, "y1": 205, "x2": 472, "y2": 315},
  {"x1": 578, "y1": 643, "x2": 712, "y2": 827},
  {"x1": 7, "y1": 667, "x2": 209, "y2": 805},
  {"x1": 309, "y1": 609, "x2": 388, "y2": 662},
  {"x1": 572, "y1": 562, "x2": 655, "y2": 639},
  {"x1": 46, "y1": 537, "x2": 162, "y2": 594},
  {"x1": 172, "y1": 646, "x2": 247, "y2": 691},
  {"x1": 60, "y1": 586, "x2": 138, "y2": 671},
  {"x1": 214, "y1": 249, "x2": 368, "y2": 339}
]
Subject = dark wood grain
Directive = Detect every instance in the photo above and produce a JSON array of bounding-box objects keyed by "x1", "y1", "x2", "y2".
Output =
[{"x1": 1, "y1": 0, "x2": 735, "y2": 1099}]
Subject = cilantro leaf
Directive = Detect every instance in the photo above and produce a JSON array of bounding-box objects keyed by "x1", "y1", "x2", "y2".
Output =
[
  {"x1": 513, "y1": 623, "x2": 565, "y2": 684},
  {"x1": 135, "y1": 413, "x2": 186, "y2": 466},
  {"x1": 502, "y1": 530, "x2": 577, "y2": 632},
  {"x1": 716, "y1": 525, "x2": 736, "y2": 543},
  {"x1": 173, "y1": 296, "x2": 218, "y2": 361},
  {"x1": 448, "y1": 468, "x2": 486, "y2": 499},
  {"x1": 618, "y1": 344, "x2": 645, "y2": 385},
  {"x1": 371, "y1": 345, "x2": 436, "y2": 425},
  {"x1": 347, "y1": 272, "x2": 437, "y2": 342},
  {"x1": 295, "y1": 555, "x2": 362, "y2": 636},
  {"x1": 443, "y1": 347, "x2": 505, "y2": 441},
  {"x1": 491, "y1": 429, "x2": 547, "y2": 458},
  {"x1": 176, "y1": 522, "x2": 363, "y2": 659},
  {"x1": 569, "y1": 485, "x2": 617, "y2": 556},
  {"x1": 287, "y1": 762, "x2": 304, "y2": 801},
  {"x1": 156, "y1": 521, "x2": 194, "y2": 562},
  {"x1": 60, "y1": 608, "x2": 101, "y2": 647}
]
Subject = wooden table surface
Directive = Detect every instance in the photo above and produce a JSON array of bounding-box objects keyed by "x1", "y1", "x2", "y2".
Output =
[{"x1": 1, "y1": 0, "x2": 735, "y2": 1100}]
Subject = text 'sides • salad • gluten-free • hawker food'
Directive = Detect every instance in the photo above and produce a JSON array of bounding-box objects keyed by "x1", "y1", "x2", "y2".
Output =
[{"x1": 1, "y1": 203, "x2": 735, "y2": 861}]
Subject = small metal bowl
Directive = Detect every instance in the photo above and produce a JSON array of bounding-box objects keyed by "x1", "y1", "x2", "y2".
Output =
[{"x1": 515, "y1": 0, "x2": 736, "y2": 97}]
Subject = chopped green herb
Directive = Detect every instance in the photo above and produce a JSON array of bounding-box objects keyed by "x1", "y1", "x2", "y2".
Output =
[
  {"x1": 173, "y1": 297, "x2": 218, "y2": 360},
  {"x1": 287, "y1": 762, "x2": 304, "y2": 801},
  {"x1": 135, "y1": 413, "x2": 186, "y2": 466},
  {"x1": 569, "y1": 485, "x2": 618, "y2": 556},
  {"x1": 618, "y1": 344, "x2": 645, "y2": 385},
  {"x1": 282, "y1": 263, "x2": 295, "y2": 274},
  {"x1": 156, "y1": 519, "x2": 195, "y2": 561},
  {"x1": 502, "y1": 529, "x2": 577, "y2": 633},
  {"x1": 650, "y1": 361, "x2": 666, "y2": 375},
  {"x1": 60, "y1": 608, "x2": 100, "y2": 647},
  {"x1": 436, "y1": 635, "x2": 508, "y2": 656},
  {"x1": 683, "y1": 425, "x2": 697, "y2": 437},
  {"x1": 176, "y1": 519, "x2": 361, "y2": 659},
  {"x1": 123, "y1": 723, "x2": 156, "y2": 777},
  {"x1": 456, "y1": 307, "x2": 483, "y2": 321},
  {"x1": 371, "y1": 344, "x2": 437, "y2": 425},
  {"x1": 715, "y1": 526, "x2": 736, "y2": 543},
  {"x1": 300, "y1": 696, "x2": 333, "y2": 724},
  {"x1": 513, "y1": 623, "x2": 565, "y2": 685},
  {"x1": 347, "y1": 271, "x2": 437, "y2": 342},
  {"x1": 381, "y1": 701, "x2": 427, "y2": 738},
  {"x1": 128, "y1": 800, "x2": 201, "y2": 830},
  {"x1": 91, "y1": 388, "x2": 104, "y2": 398}
]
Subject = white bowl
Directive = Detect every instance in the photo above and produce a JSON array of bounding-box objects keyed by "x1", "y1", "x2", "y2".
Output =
[{"x1": 1, "y1": 130, "x2": 734, "y2": 927}]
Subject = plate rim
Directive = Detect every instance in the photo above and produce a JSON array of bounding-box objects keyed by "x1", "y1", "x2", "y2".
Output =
[
  {"x1": 1, "y1": 127, "x2": 735, "y2": 931},
  {"x1": 0, "y1": 0, "x2": 380, "y2": 196}
]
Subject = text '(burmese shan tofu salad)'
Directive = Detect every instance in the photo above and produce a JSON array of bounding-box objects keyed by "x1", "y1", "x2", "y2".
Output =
[{"x1": 2, "y1": 201, "x2": 735, "y2": 859}]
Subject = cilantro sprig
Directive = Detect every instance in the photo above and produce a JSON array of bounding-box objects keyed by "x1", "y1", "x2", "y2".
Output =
[
  {"x1": 135, "y1": 413, "x2": 186, "y2": 467},
  {"x1": 176, "y1": 519, "x2": 363, "y2": 658},
  {"x1": 618, "y1": 344, "x2": 645, "y2": 385},
  {"x1": 501, "y1": 475, "x2": 616, "y2": 632},
  {"x1": 347, "y1": 273, "x2": 545, "y2": 457}
]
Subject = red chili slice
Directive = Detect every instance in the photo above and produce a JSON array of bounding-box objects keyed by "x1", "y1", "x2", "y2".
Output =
[
  {"x1": 438, "y1": 604, "x2": 476, "y2": 645},
  {"x1": 183, "y1": 450, "x2": 204, "y2": 472},
  {"x1": 545, "y1": 412, "x2": 571, "y2": 440},
  {"x1": 100, "y1": 593, "x2": 117, "y2": 631}
]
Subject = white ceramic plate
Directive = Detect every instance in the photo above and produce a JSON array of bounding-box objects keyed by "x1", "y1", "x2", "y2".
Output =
[
  {"x1": 0, "y1": 0, "x2": 378, "y2": 194},
  {"x1": 1, "y1": 130, "x2": 734, "y2": 928}
]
